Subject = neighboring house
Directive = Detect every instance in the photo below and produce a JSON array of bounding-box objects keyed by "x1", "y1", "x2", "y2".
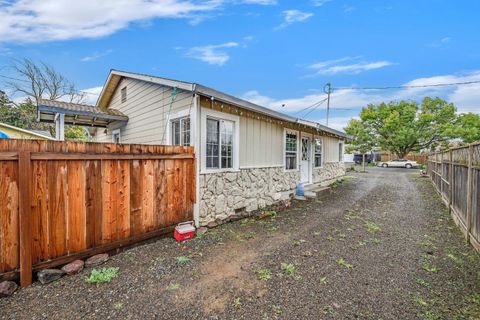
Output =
[
  {"x1": 38, "y1": 70, "x2": 347, "y2": 227},
  {"x1": 0, "y1": 122, "x2": 55, "y2": 140}
]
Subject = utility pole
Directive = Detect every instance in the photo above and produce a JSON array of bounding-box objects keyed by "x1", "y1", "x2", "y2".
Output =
[{"x1": 323, "y1": 83, "x2": 332, "y2": 127}]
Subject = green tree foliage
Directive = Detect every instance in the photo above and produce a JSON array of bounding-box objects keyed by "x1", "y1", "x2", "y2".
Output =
[
  {"x1": 447, "y1": 113, "x2": 480, "y2": 143},
  {"x1": 345, "y1": 97, "x2": 459, "y2": 158}
]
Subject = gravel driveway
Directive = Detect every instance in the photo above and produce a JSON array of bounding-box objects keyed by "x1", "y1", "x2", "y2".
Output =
[{"x1": 1, "y1": 167, "x2": 479, "y2": 319}]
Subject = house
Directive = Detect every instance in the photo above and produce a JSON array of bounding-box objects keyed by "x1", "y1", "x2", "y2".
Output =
[
  {"x1": 38, "y1": 70, "x2": 347, "y2": 227},
  {"x1": 0, "y1": 122, "x2": 55, "y2": 140}
]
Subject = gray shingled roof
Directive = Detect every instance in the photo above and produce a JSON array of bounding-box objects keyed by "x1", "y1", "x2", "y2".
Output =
[{"x1": 37, "y1": 99, "x2": 128, "y2": 127}]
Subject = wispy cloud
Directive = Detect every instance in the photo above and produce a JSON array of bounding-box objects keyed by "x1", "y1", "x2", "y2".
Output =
[
  {"x1": 81, "y1": 50, "x2": 113, "y2": 62},
  {"x1": 0, "y1": 0, "x2": 273, "y2": 43},
  {"x1": 427, "y1": 37, "x2": 452, "y2": 48},
  {"x1": 186, "y1": 42, "x2": 239, "y2": 66},
  {"x1": 311, "y1": 0, "x2": 333, "y2": 6},
  {"x1": 343, "y1": 4, "x2": 355, "y2": 14},
  {"x1": 307, "y1": 56, "x2": 393, "y2": 76},
  {"x1": 275, "y1": 10, "x2": 313, "y2": 30}
]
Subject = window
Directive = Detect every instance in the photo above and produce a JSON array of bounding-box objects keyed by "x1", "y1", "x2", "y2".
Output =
[
  {"x1": 171, "y1": 117, "x2": 190, "y2": 146},
  {"x1": 339, "y1": 142, "x2": 344, "y2": 162},
  {"x1": 314, "y1": 138, "x2": 323, "y2": 167},
  {"x1": 121, "y1": 86, "x2": 127, "y2": 103},
  {"x1": 206, "y1": 117, "x2": 234, "y2": 169},
  {"x1": 285, "y1": 131, "x2": 298, "y2": 170},
  {"x1": 112, "y1": 129, "x2": 121, "y2": 143}
]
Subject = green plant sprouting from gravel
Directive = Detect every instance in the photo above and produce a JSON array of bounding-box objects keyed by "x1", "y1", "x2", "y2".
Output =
[
  {"x1": 113, "y1": 302, "x2": 124, "y2": 309},
  {"x1": 256, "y1": 268, "x2": 273, "y2": 281},
  {"x1": 281, "y1": 263, "x2": 297, "y2": 275},
  {"x1": 446, "y1": 253, "x2": 463, "y2": 264},
  {"x1": 337, "y1": 258, "x2": 353, "y2": 269},
  {"x1": 365, "y1": 221, "x2": 381, "y2": 233},
  {"x1": 422, "y1": 261, "x2": 440, "y2": 273},
  {"x1": 413, "y1": 295, "x2": 428, "y2": 307},
  {"x1": 167, "y1": 283, "x2": 180, "y2": 290},
  {"x1": 176, "y1": 256, "x2": 191, "y2": 265},
  {"x1": 319, "y1": 276, "x2": 328, "y2": 285},
  {"x1": 85, "y1": 267, "x2": 119, "y2": 285}
]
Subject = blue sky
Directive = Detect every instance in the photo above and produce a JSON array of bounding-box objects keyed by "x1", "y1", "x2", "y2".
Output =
[{"x1": 0, "y1": 0, "x2": 479, "y2": 130}]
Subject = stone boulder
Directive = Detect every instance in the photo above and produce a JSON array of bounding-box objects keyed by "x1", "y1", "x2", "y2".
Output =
[
  {"x1": 61, "y1": 260, "x2": 85, "y2": 275},
  {"x1": 85, "y1": 253, "x2": 109, "y2": 267},
  {"x1": 37, "y1": 269, "x2": 65, "y2": 284},
  {"x1": 0, "y1": 281, "x2": 18, "y2": 298}
]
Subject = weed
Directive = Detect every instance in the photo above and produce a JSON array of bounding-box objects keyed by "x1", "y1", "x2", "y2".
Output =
[
  {"x1": 365, "y1": 221, "x2": 381, "y2": 233},
  {"x1": 233, "y1": 297, "x2": 242, "y2": 308},
  {"x1": 313, "y1": 231, "x2": 321, "y2": 236},
  {"x1": 416, "y1": 278, "x2": 429, "y2": 287},
  {"x1": 85, "y1": 267, "x2": 119, "y2": 285},
  {"x1": 264, "y1": 210, "x2": 277, "y2": 219},
  {"x1": 167, "y1": 283, "x2": 180, "y2": 290},
  {"x1": 113, "y1": 302, "x2": 124, "y2": 309},
  {"x1": 423, "y1": 311, "x2": 440, "y2": 320},
  {"x1": 446, "y1": 253, "x2": 463, "y2": 264},
  {"x1": 256, "y1": 268, "x2": 273, "y2": 281},
  {"x1": 281, "y1": 263, "x2": 297, "y2": 275},
  {"x1": 326, "y1": 235, "x2": 335, "y2": 241},
  {"x1": 414, "y1": 295, "x2": 428, "y2": 307},
  {"x1": 319, "y1": 276, "x2": 328, "y2": 285},
  {"x1": 176, "y1": 256, "x2": 191, "y2": 266},
  {"x1": 243, "y1": 231, "x2": 256, "y2": 240},
  {"x1": 337, "y1": 258, "x2": 353, "y2": 269},
  {"x1": 272, "y1": 305, "x2": 282, "y2": 314},
  {"x1": 422, "y1": 261, "x2": 440, "y2": 273}
]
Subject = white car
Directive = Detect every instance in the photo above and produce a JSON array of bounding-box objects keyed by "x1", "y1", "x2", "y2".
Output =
[{"x1": 377, "y1": 159, "x2": 418, "y2": 169}]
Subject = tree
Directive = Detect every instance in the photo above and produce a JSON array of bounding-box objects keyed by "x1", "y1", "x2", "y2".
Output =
[
  {"x1": 1, "y1": 59, "x2": 89, "y2": 140},
  {"x1": 6, "y1": 58, "x2": 85, "y2": 105},
  {"x1": 346, "y1": 97, "x2": 457, "y2": 158},
  {"x1": 344, "y1": 118, "x2": 375, "y2": 171},
  {"x1": 446, "y1": 113, "x2": 480, "y2": 144}
]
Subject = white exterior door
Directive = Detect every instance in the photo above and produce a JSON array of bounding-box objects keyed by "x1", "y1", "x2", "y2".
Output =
[{"x1": 300, "y1": 136, "x2": 311, "y2": 183}]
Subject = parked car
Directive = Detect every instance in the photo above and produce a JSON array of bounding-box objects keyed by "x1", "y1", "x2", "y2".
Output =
[
  {"x1": 353, "y1": 153, "x2": 381, "y2": 164},
  {"x1": 377, "y1": 159, "x2": 418, "y2": 169}
]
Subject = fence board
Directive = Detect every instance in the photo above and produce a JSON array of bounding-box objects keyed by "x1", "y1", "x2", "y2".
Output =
[
  {"x1": 0, "y1": 139, "x2": 195, "y2": 286},
  {"x1": 427, "y1": 143, "x2": 480, "y2": 253}
]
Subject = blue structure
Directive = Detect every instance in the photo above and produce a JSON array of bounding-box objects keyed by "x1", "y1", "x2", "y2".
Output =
[{"x1": 0, "y1": 131, "x2": 9, "y2": 139}]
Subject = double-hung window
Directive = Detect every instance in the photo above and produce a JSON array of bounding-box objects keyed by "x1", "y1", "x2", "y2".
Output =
[
  {"x1": 206, "y1": 117, "x2": 234, "y2": 169},
  {"x1": 171, "y1": 117, "x2": 190, "y2": 146},
  {"x1": 285, "y1": 131, "x2": 298, "y2": 170},
  {"x1": 314, "y1": 138, "x2": 323, "y2": 167}
]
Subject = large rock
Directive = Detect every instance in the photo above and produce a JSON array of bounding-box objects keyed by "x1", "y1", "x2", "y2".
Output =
[
  {"x1": 85, "y1": 253, "x2": 109, "y2": 267},
  {"x1": 0, "y1": 281, "x2": 18, "y2": 298},
  {"x1": 37, "y1": 269, "x2": 65, "y2": 284},
  {"x1": 61, "y1": 260, "x2": 84, "y2": 275}
]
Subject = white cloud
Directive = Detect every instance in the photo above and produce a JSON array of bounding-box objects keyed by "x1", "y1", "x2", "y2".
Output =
[
  {"x1": 79, "y1": 86, "x2": 103, "y2": 105},
  {"x1": 186, "y1": 41, "x2": 239, "y2": 66},
  {"x1": 275, "y1": 10, "x2": 313, "y2": 30},
  {"x1": 312, "y1": 0, "x2": 333, "y2": 7},
  {"x1": 427, "y1": 36, "x2": 452, "y2": 48},
  {"x1": 307, "y1": 56, "x2": 393, "y2": 76},
  {"x1": 0, "y1": 0, "x2": 276, "y2": 43},
  {"x1": 241, "y1": 70, "x2": 480, "y2": 130},
  {"x1": 81, "y1": 50, "x2": 113, "y2": 62}
]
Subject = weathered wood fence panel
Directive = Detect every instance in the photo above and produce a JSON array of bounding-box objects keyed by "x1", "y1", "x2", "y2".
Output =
[
  {"x1": 0, "y1": 139, "x2": 195, "y2": 286},
  {"x1": 426, "y1": 142, "x2": 480, "y2": 253}
]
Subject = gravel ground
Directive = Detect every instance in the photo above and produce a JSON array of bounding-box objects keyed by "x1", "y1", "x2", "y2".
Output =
[{"x1": 1, "y1": 167, "x2": 479, "y2": 319}]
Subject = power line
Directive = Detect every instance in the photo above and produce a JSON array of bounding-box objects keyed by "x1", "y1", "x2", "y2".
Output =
[
  {"x1": 0, "y1": 74, "x2": 101, "y2": 96},
  {"x1": 302, "y1": 98, "x2": 328, "y2": 118},
  {"x1": 294, "y1": 97, "x2": 328, "y2": 116},
  {"x1": 333, "y1": 80, "x2": 480, "y2": 91}
]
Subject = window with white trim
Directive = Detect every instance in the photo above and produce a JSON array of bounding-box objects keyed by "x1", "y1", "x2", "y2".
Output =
[
  {"x1": 339, "y1": 142, "x2": 344, "y2": 162},
  {"x1": 171, "y1": 117, "x2": 190, "y2": 146},
  {"x1": 206, "y1": 117, "x2": 234, "y2": 169},
  {"x1": 285, "y1": 131, "x2": 298, "y2": 170},
  {"x1": 314, "y1": 138, "x2": 323, "y2": 167}
]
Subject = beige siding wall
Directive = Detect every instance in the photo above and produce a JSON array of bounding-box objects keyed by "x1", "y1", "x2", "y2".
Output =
[
  {"x1": 323, "y1": 136, "x2": 342, "y2": 163},
  {"x1": 239, "y1": 116, "x2": 283, "y2": 167},
  {"x1": 95, "y1": 78, "x2": 193, "y2": 144}
]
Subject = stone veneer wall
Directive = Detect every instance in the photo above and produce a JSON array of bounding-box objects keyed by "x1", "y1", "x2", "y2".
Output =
[
  {"x1": 199, "y1": 163, "x2": 345, "y2": 226},
  {"x1": 312, "y1": 162, "x2": 346, "y2": 185}
]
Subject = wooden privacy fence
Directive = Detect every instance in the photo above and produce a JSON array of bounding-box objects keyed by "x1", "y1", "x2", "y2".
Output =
[
  {"x1": 0, "y1": 139, "x2": 195, "y2": 287},
  {"x1": 426, "y1": 142, "x2": 480, "y2": 253},
  {"x1": 380, "y1": 152, "x2": 428, "y2": 164}
]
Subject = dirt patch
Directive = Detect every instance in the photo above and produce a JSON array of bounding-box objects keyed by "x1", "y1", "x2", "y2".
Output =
[{"x1": 1, "y1": 168, "x2": 479, "y2": 319}]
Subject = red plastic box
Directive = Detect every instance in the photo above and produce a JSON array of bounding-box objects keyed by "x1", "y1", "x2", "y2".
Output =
[{"x1": 174, "y1": 221, "x2": 195, "y2": 242}]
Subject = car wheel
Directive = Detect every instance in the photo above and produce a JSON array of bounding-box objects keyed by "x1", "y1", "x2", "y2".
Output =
[
  {"x1": 405, "y1": 164, "x2": 412, "y2": 169},
  {"x1": 382, "y1": 163, "x2": 388, "y2": 168}
]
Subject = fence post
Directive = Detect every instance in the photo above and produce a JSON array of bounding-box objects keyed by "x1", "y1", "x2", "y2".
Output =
[
  {"x1": 18, "y1": 150, "x2": 33, "y2": 287},
  {"x1": 448, "y1": 150, "x2": 453, "y2": 213},
  {"x1": 466, "y1": 145, "x2": 473, "y2": 242}
]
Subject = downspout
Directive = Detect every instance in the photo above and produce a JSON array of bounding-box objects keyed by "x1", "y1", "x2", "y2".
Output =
[{"x1": 192, "y1": 84, "x2": 201, "y2": 227}]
